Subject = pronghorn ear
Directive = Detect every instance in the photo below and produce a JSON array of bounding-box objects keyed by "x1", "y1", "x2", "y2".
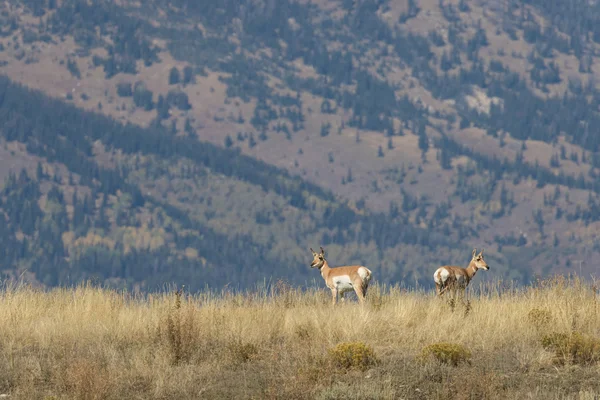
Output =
[
  {"x1": 310, "y1": 247, "x2": 316, "y2": 255},
  {"x1": 479, "y1": 248, "x2": 485, "y2": 257},
  {"x1": 472, "y1": 248, "x2": 477, "y2": 258}
]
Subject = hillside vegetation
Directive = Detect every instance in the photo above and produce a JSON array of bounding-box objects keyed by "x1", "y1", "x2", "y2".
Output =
[
  {"x1": 1, "y1": 0, "x2": 600, "y2": 288},
  {"x1": 0, "y1": 278, "x2": 599, "y2": 399}
]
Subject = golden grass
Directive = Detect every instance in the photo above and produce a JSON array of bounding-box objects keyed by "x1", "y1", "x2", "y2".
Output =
[{"x1": 0, "y1": 276, "x2": 600, "y2": 399}]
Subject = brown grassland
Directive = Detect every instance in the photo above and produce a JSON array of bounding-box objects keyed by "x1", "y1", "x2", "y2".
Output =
[{"x1": 1, "y1": 277, "x2": 600, "y2": 399}]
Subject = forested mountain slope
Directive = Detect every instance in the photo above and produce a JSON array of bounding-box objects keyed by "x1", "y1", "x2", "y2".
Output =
[{"x1": 1, "y1": 0, "x2": 600, "y2": 289}]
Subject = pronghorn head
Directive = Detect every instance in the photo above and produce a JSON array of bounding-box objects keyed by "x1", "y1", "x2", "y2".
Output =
[
  {"x1": 471, "y1": 248, "x2": 489, "y2": 271},
  {"x1": 310, "y1": 246, "x2": 326, "y2": 269}
]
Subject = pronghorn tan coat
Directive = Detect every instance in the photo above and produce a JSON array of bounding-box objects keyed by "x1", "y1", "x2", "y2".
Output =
[
  {"x1": 310, "y1": 247, "x2": 372, "y2": 305},
  {"x1": 434, "y1": 248, "x2": 489, "y2": 300}
]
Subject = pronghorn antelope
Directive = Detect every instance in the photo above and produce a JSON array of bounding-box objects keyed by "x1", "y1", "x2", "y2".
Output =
[
  {"x1": 310, "y1": 246, "x2": 372, "y2": 305},
  {"x1": 434, "y1": 248, "x2": 489, "y2": 302}
]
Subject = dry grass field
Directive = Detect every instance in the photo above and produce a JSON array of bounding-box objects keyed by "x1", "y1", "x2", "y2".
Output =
[{"x1": 1, "y1": 277, "x2": 600, "y2": 399}]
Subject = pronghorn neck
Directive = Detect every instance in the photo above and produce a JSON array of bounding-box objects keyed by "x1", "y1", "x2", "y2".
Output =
[
  {"x1": 319, "y1": 259, "x2": 332, "y2": 279},
  {"x1": 465, "y1": 261, "x2": 478, "y2": 282}
]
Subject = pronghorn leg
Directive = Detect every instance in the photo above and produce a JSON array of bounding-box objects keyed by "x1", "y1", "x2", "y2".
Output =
[
  {"x1": 340, "y1": 292, "x2": 346, "y2": 303},
  {"x1": 353, "y1": 279, "x2": 366, "y2": 303},
  {"x1": 436, "y1": 283, "x2": 445, "y2": 296},
  {"x1": 463, "y1": 288, "x2": 472, "y2": 315},
  {"x1": 331, "y1": 288, "x2": 338, "y2": 305},
  {"x1": 438, "y1": 284, "x2": 450, "y2": 297},
  {"x1": 448, "y1": 286, "x2": 458, "y2": 307}
]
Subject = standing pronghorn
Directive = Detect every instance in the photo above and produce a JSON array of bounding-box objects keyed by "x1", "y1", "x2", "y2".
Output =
[
  {"x1": 434, "y1": 248, "x2": 490, "y2": 302},
  {"x1": 310, "y1": 246, "x2": 372, "y2": 305}
]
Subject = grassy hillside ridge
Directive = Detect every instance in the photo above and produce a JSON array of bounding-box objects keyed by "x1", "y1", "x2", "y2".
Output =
[
  {"x1": 2, "y1": 0, "x2": 600, "y2": 284},
  {"x1": 0, "y1": 277, "x2": 599, "y2": 398}
]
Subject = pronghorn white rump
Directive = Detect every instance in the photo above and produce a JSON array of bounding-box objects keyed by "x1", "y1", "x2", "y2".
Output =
[{"x1": 309, "y1": 246, "x2": 372, "y2": 305}]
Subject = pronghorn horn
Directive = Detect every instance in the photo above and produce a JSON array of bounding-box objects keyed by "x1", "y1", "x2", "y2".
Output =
[{"x1": 320, "y1": 246, "x2": 325, "y2": 255}]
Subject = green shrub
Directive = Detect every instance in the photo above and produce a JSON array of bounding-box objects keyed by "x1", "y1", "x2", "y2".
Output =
[
  {"x1": 420, "y1": 342, "x2": 472, "y2": 366},
  {"x1": 328, "y1": 342, "x2": 379, "y2": 371},
  {"x1": 541, "y1": 332, "x2": 600, "y2": 365}
]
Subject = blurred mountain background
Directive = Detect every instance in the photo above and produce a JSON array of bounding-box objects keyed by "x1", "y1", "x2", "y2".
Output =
[{"x1": 1, "y1": 0, "x2": 600, "y2": 291}]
